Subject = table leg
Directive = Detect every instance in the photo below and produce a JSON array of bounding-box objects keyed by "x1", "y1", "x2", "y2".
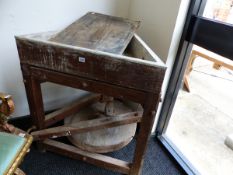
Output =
[
  {"x1": 183, "y1": 52, "x2": 197, "y2": 92},
  {"x1": 23, "y1": 74, "x2": 45, "y2": 130},
  {"x1": 130, "y1": 93, "x2": 160, "y2": 175},
  {"x1": 23, "y1": 74, "x2": 46, "y2": 151}
]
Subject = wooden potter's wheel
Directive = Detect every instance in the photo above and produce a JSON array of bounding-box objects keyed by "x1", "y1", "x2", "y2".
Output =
[{"x1": 65, "y1": 99, "x2": 142, "y2": 153}]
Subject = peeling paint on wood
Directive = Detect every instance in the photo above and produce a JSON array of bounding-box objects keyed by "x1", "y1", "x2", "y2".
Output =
[{"x1": 15, "y1": 31, "x2": 166, "y2": 93}]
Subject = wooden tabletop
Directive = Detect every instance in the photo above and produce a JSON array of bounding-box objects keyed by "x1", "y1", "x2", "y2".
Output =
[{"x1": 50, "y1": 12, "x2": 140, "y2": 54}]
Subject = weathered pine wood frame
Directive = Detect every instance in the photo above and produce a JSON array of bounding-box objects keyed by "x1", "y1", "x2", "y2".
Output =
[{"x1": 15, "y1": 31, "x2": 166, "y2": 175}]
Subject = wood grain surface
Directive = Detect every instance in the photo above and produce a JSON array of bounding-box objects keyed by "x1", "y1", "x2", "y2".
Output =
[
  {"x1": 44, "y1": 94, "x2": 101, "y2": 127},
  {"x1": 16, "y1": 12, "x2": 166, "y2": 175},
  {"x1": 50, "y1": 12, "x2": 140, "y2": 54},
  {"x1": 16, "y1": 39, "x2": 165, "y2": 93},
  {"x1": 32, "y1": 111, "x2": 142, "y2": 140}
]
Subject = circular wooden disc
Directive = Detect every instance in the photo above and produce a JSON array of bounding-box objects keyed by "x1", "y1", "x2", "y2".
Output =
[{"x1": 65, "y1": 100, "x2": 142, "y2": 153}]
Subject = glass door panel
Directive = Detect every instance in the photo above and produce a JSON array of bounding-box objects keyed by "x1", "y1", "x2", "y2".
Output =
[
  {"x1": 158, "y1": 0, "x2": 233, "y2": 174},
  {"x1": 166, "y1": 45, "x2": 233, "y2": 175},
  {"x1": 204, "y1": 0, "x2": 233, "y2": 24}
]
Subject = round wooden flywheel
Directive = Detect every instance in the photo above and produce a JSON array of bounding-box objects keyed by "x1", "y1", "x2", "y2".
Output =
[{"x1": 65, "y1": 98, "x2": 142, "y2": 153}]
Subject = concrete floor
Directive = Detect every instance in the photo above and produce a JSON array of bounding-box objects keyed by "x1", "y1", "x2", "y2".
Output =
[{"x1": 166, "y1": 57, "x2": 233, "y2": 175}]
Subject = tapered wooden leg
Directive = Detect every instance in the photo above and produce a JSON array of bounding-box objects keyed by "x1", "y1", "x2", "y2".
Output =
[
  {"x1": 129, "y1": 93, "x2": 160, "y2": 175},
  {"x1": 22, "y1": 66, "x2": 45, "y2": 151},
  {"x1": 186, "y1": 52, "x2": 197, "y2": 74},
  {"x1": 183, "y1": 52, "x2": 197, "y2": 92},
  {"x1": 23, "y1": 75, "x2": 45, "y2": 130},
  {"x1": 183, "y1": 76, "x2": 190, "y2": 92}
]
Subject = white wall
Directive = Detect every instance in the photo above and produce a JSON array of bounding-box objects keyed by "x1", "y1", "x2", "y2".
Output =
[
  {"x1": 128, "y1": 0, "x2": 191, "y2": 131},
  {"x1": 128, "y1": 0, "x2": 183, "y2": 62},
  {"x1": 153, "y1": 0, "x2": 191, "y2": 130},
  {"x1": 1, "y1": 0, "x2": 190, "y2": 120},
  {"x1": 0, "y1": 0, "x2": 130, "y2": 117}
]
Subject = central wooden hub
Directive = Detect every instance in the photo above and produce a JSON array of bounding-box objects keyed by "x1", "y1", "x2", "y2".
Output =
[{"x1": 65, "y1": 96, "x2": 143, "y2": 153}]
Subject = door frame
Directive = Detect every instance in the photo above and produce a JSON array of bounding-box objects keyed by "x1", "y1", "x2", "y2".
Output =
[
  {"x1": 156, "y1": 0, "x2": 206, "y2": 136},
  {"x1": 155, "y1": 0, "x2": 233, "y2": 174}
]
